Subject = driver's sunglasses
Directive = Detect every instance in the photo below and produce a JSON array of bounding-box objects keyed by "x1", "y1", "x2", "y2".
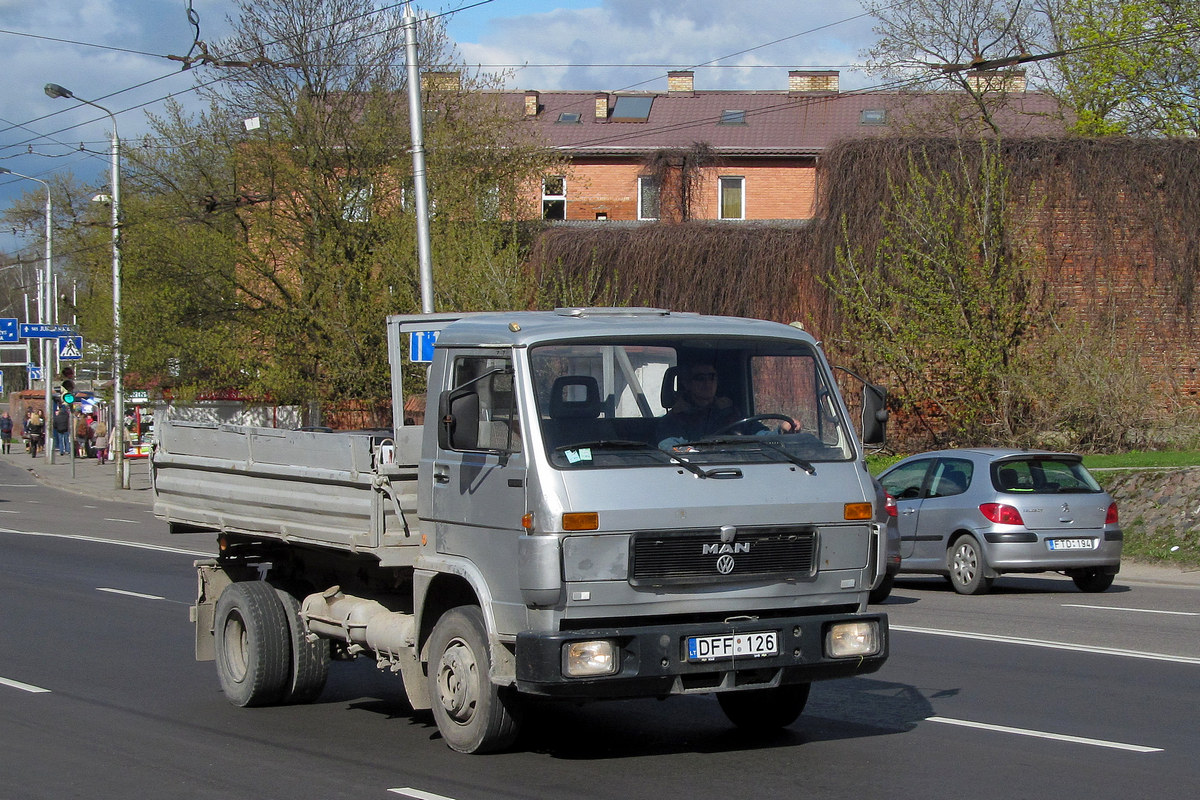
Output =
[{"x1": 689, "y1": 372, "x2": 718, "y2": 382}]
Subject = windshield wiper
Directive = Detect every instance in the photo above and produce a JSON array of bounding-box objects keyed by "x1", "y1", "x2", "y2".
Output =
[
  {"x1": 555, "y1": 439, "x2": 652, "y2": 452},
  {"x1": 675, "y1": 436, "x2": 816, "y2": 475}
]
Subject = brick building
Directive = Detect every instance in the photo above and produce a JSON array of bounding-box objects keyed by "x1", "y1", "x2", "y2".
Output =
[{"x1": 509, "y1": 70, "x2": 1066, "y2": 222}]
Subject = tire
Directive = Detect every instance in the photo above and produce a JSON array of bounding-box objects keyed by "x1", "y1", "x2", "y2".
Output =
[
  {"x1": 426, "y1": 606, "x2": 521, "y2": 754},
  {"x1": 274, "y1": 588, "x2": 330, "y2": 703},
  {"x1": 213, "y1": 581, "x2": 292, "y2": 707},
  {"x1": 948, "y1": 535, "x2": 993, "y2": 595},
  {"x1": 717, "y1": 683, "x2": 811, "y2": 730},
  {"x1": 869, "y1": 573, "x2": 895, "y2": 604},
  {"x1": 1070, "y1": 568, "x2": 1115, "y2": 593}
]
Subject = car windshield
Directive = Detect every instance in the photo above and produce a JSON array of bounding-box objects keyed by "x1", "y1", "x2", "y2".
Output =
[
  {"x1": 530, "y1": 337, "x2": 855, "y2": 469},
  {"x1": 992, "y1": 457, "x2": 1102, "y2": 494}
]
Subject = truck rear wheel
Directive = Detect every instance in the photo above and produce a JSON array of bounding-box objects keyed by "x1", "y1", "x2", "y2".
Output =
[
  {"x1": 214, "y1": 581, "x2": 291, "y2": 707},
  {"x1": 718, "y1": 683, "x2": 811, "y2": 730},
  {"x1": 274, "y1": 588, "x2": 329, "y2": 703},
  {"x1": 427, "y1": 606, "x2": 521, "y2": 754}
]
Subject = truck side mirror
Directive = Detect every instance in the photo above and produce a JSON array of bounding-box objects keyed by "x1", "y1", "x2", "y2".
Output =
[
  {"x1": 861, "y1": 383, "x2": 889, "y2": 446},
  {"x1": 438, "y1": 389, "x2": 480, "y2": 451}
]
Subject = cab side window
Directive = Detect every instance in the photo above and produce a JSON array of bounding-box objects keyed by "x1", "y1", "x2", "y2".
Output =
[
  {"x1": 444, "y1": 355, "x2": 522, "y2": 453},
  {"x1": 880, "y1": 459, "x2": 932, "y2": 501}
]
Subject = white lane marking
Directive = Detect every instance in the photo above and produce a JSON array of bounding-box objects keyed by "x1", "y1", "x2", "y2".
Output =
[
  {"x1": 103, "y1": 518, "x2": 143, "y2": 524},
  {"x1": 388, "y1": 790, "x2": 458, "y2": 800},
  {"x1": 891, "y1": 625, "x2": 1200, "y2": 665},
  {"x1": 0, "y1": 527, "x2": 211, "y2": 558},
  {"x1": 1063, "y1": 603, "x2": 1200, "y2": 617},
  {"x1": 98, "y1": 587, "x2": 166, "y2": 601},
  {"x1": 0, "y1": 483, "x2": 38, "y2": 488},
  {"x1": 0, "y1": 508, "x2": 18, "y2": 514},
  {"x1": 1, "y1": 677, "x2": 51, "y2": 694},
  {"x1": 927, "y1": 716, "x2": 1162, "y2": 753}
]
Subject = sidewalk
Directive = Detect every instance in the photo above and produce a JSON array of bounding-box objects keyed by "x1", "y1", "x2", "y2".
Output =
[{"x1": 0, "y1": 445, "x2": 152, "y2": 504}]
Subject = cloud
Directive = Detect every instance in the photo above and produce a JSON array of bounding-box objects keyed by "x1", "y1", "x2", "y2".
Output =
[{"x1": 454, "y1": 0, "x2": 878, "y2": 91}]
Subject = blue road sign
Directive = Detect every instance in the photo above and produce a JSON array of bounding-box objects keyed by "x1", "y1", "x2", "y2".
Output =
[
  {"x1": 409, "y1": 330, "x2": 438, "y2": 363},
  {"x1": 0, "y1": 318, "x2": 18, "y2": 342},
  {"x1": 58, "y1": 335, "x2": 84, "y2": 361},
  {"x1": 20, "y1": 323, "x2": 78, "y2": 339},
  {"x1": 27, "y1": 364, "x2": 42, "y2": 381}
]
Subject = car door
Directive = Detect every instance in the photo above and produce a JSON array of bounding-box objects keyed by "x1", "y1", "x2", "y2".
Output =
[
  {"x1": 910, "y1": 457, "x2": 976, "y2": 565},
  {"x1": 880, "y1": 458, "x2": 934, "y2": 560}
]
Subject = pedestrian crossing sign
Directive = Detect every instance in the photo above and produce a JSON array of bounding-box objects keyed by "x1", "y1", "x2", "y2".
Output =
[{"x1": 58, "y1": 335, "x2": 83, "y2": 361}]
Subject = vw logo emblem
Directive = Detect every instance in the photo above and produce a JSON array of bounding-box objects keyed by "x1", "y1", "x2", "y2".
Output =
[{"x1": 716, "y1": 554, "x2": 736, "y2": 574}]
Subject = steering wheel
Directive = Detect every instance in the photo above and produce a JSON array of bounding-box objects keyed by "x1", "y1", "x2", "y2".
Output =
[{"x1": 711, "y1": 413, "x2": 796, "y2": 436}]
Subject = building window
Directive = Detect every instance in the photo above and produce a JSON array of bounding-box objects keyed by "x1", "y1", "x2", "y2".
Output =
[
  {"x1": 542, "y1": 176, "x2": 566, "y2": 220},
  {"x1": 340, "y1": 177, "x2": 373, "y2": 222},
  {"x1": 610, "y1": 95, "x2": 653, "y2": 122},
  {"x1": 638, "y1": 177, "x2": 660, "y2": 220},
  {"x1": 719, "y1": 109, "x2": 746, "y2": 125},
  {"x1": 556, "y1": 112, "x2": 582, "y2": 123},
  {"x1": 719, "y1": 176, "x2": 744, "y2": 220}
]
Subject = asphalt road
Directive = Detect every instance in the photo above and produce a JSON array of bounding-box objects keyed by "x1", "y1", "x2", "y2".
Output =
[{"x1": 2, "y1": 458, "x2": 1198, "y2": 799}]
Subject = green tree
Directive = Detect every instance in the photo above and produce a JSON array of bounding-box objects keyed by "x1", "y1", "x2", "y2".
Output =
[
  {"x1": 826, "y1": 141, "x2": 1040, "y2": 444},
  {"x1": 97, "y1": 0, "x2": 556, "y2": 408},
  {"x1": 1041, "y1": 0, "x2": 1200, "y2": 136}
]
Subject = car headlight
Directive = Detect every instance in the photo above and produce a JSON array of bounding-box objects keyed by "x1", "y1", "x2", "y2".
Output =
[
  {"x1": 826, "y1": 621, "x2": 880, "y2": 658},
  {"x1": 562, "y1": 640, "x2": 619, "y2": 677}
]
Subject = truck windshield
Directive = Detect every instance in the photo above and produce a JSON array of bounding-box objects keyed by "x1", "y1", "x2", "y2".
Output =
[{"x1": 530, "y1": 338, "x2": 855, "y2": 469}]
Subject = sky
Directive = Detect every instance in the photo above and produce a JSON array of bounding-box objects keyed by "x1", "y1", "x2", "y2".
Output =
[{"x1": 0, "y1": 0, "x2": 880, "y2": 267}]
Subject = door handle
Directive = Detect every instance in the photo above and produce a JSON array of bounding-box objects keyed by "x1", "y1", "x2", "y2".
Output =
[{"x1": 433, "y1": 466, "x2": 450, "y2": 484}]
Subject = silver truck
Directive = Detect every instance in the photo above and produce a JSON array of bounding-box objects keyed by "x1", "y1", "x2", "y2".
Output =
[{"x1": 153, "y1": 307, "x2": 890, "y2": 753}]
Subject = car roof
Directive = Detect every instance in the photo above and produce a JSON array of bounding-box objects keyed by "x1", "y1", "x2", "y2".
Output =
[{"x1": 886, "y1": 448, "x2": 1084, "y2": 466}]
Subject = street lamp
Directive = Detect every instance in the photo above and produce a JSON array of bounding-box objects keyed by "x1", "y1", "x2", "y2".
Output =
[
  {"x1": 45, "y1": 83, "x2": 125, "y2": 488},
  {"x1": 0, "y1": 166, "x2": 54, "y2": 465}
]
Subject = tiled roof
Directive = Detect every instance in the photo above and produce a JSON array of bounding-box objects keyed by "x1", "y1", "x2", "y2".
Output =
[{"x1": 505, "y1": 88, "x2": 1068, "y2": 156}]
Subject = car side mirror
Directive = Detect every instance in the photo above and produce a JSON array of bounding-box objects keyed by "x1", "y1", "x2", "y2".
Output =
[
  {"x1": 438, "y1": 388, "x2": 480, "y2": 451},
  {"x1": 861, "y1": 383, "x2": 888, "y2": 446}
]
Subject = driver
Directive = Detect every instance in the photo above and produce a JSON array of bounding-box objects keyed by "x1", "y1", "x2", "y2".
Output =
[{"x1": 656, "y1": 360, "x2": 741, "y2": 447}]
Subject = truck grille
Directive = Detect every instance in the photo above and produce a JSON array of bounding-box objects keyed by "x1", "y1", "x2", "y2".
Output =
[{"x1": 630, "y1": 526, "x2": 818, "y2": 586}]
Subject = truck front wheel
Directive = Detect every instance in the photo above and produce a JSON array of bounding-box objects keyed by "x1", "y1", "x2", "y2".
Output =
[
  {"x1": 427, "y1": 606, "x2": 521, "y2": 754},
  {"x1": 213, "y1": 581, "x2": 291, "y2": 707},
  {"x1": 717, "y1": 683, "x2": 810, "y2": 730}
]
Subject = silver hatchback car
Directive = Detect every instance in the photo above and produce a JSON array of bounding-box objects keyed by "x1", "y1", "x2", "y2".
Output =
[{"x1": 878, "y1": 449, "x2": 1122, "y2": 595}]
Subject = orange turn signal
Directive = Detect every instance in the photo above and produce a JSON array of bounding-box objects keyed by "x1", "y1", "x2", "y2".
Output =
[
  {"x1": 844, "y1": 502, "x2": 873, "y2": 521},
  {"x1": 521, "y1": 513, "x2": 534, "y2": 531},
  {"x1": 562, "y1": 512, "x2": 599, "y2": 531}
]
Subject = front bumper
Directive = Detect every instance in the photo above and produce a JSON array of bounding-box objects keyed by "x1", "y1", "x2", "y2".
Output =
[{"x1": 515, "y1": 611, "x2": 888, "y2": 699}]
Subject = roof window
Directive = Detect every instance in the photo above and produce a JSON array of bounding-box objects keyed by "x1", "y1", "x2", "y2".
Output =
[
  {"x1": 719, "y1": 109, "x2": 747, "y2": 125},
  {"x1": 556, "y1": 111, "x2": 582, "y2": 124},
  {"x1": 610, "y1": 95, "x2": 653, "y2": 122},
  {"x1": 860, "y1": 109, "x2": 888, "y2": 126}
]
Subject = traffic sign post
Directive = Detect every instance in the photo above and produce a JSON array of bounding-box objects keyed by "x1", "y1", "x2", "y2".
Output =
[
  {"x1": 57, "y1": 336, "x2": 84, "y2": 361},
  {"x1": 20, "y1": 323, "x2": 78, "y2": 339},
  {"x1": 409, "y1": 330, "x2": 438, "y2": 363},
  {"x1": 0, "y1": 318, "x2": 18, "y2": 342}
]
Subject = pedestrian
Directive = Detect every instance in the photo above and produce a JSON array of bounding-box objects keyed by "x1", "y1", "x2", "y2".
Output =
[
  {"x1": 76, "y1": 413, "x2": 94, "y2": 459},
  {"x1": 93, "y1": 417, "x2": 110, "y2": 465},
  {"x1": 22, "y1": 410, "x2": 31, "y2": 452},
  {"x1": 0, "y1": 411, "x2": 13, "y2": 454},
  {"x1": 53, "y1": 404, "x2": 71, "y2": 456},
  {"x1": 27, "y1": 411, "x2": 45, "y2": 458}
]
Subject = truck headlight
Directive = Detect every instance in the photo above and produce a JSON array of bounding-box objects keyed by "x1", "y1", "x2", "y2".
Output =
[
  {"x1": 825, "y1": 621, "x2": 880, "y2": 658},
  {"x1": 562, "y1": 640, "x2": 619, "y2": 677}
]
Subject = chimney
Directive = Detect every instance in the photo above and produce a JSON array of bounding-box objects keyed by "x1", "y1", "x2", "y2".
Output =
[
  {"x1": 788, "y1": 70, "x2": 839, "y2": 94},
  {"x1": 595, "y1": 92, "x2": 609, "y2": 121},
  {"x1": 667, "y1": 70, "x2": 695, "y2": 95},
  {"x1": 426, "y1": 71, "x2": 461, "y2": 91},
  {"x1": 966, "y1": 70, "x2": 1027, "y2": 93},
  {"x1": 524, "y1": 90, "x2": 541, "y2": 117}
]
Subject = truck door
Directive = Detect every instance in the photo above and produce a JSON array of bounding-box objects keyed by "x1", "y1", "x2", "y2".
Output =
[{"x1": 430, "y1": 352, "x2": 528, "y2": 618}]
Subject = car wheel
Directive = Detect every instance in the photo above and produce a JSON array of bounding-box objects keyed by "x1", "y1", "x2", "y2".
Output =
[
  {"x1": 948, "y1": 535, "x2": 993, "y2": 595},
  {"x1": 427, "y1": 606, "x2": 522, "y2": 754},
  {"x1": 717, "y1": 683, "x2": 810, "y2": 730},
  {"x1": 869, "y1": 573, "x2": 895, "y2": 604},
  {"x1": 213, "y1": 581, "x2": 292, "y2": 707},
  {"x1": 1070, "y1": 568, "x2": 1115, "y2": 593}
]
